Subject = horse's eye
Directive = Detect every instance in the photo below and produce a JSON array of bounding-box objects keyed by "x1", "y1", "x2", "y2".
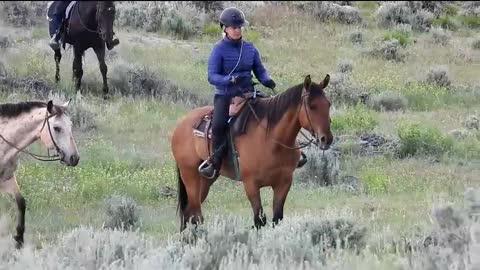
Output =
[
  {"x1": 309, "y1": 105, "x2": 318, "y2": 111},
  {"x1": 54, "y1": 127, "x2": 62, "y2": 133}
]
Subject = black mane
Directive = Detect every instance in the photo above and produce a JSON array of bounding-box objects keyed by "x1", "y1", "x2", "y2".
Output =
[{"x1": 0, "y1": 101, "x2": 47, "y2": 118}]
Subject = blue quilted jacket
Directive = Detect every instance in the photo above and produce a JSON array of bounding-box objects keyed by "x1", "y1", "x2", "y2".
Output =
[{"x1": 207, "y1": 37, "x2": 271, "y2": 96}]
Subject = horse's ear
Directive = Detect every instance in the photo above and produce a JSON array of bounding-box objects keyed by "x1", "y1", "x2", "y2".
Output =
[
  {"x1": 319, "y1": 74, "x2": 330, "y2": 90},
  {"x1": 47, "y1": 100, "x2": 54, "y2": 114},
  {"x1": 62, "y1": 98, "x2": 72, "y2": 109},
  {"x1": 304, "y1": 75, "x2": 312, "y2": 93}
]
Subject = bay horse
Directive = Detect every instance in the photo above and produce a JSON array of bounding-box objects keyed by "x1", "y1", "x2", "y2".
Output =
[
  {"x1": 48, "y1": 1, "x2": 117, "y2": 99},
  {"x1": 0, "y1": 100, "x2": 80, "y2": 248},
  {"x1": 170, "y1": 75, "x2": 333, "y2": 231}
]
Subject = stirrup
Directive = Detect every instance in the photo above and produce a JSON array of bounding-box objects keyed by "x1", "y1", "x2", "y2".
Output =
[{"x1": 198, "y1": 160, "x2": 218, "y2": 180}]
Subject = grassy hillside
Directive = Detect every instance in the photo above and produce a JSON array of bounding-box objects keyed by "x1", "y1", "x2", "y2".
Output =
[{"x1": 0, "y1": 1, "x2": 479, "y2": 269}]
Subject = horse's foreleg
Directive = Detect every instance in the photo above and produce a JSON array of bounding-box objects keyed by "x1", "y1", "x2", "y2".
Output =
[
  {"x1": 272, "y1": 176, "x2": 293, "y2": 227},
  {"x1": 93, "y1": 45, "x2": 109, "y2": 99},
  {"x1": 0, "y1": 175, "x2": 26, "y2": 249},
  {"x1": 54, "y1": 49, "x2": 62, "y2": 83},
  {"x1": 72, "y1": 47, "x2": 83, "y2": 93},
  {"x1": 244, "y1": 179, "x2": 266, "y2": 229}
]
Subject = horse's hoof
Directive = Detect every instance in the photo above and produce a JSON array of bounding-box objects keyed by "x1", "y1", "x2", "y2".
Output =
[{"x1": 13, "y1": 235, "x2": 24, "y2": 249}]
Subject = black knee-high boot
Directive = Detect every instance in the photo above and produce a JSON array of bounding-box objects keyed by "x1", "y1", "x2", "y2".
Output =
[{"x1": 199, "y1": 94, "x2": 231, "y2": 179}]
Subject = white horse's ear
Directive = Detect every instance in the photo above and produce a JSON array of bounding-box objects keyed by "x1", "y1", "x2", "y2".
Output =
[{"x1": 62, "y1": 99, "x2": 71, "y2": 109}]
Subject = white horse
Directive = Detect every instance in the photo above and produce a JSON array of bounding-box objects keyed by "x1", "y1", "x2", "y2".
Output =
[{"x1": 0, "y1": 99, "x2": 80, "y2": 248}]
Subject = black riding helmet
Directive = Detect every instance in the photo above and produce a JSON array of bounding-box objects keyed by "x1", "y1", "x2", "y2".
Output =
[{"x1": 219, "y1": 7, "x2": 248, "y2": 28}]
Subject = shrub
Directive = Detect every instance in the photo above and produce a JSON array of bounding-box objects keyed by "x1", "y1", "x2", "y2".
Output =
[
  {"x1": 367, "y1": 90, "x2": 408, "y2": 112},
  {"x1": 109, "y1": 61, "x2": 207, "y2": 106},
  {"x1": 0, "y1": 34, "x2": 12, "y2": 49},
  {"x1": 326, "y1": 72, "x2": 368, "y2": 105},
  {"x1": 425, "y1": 65, "x2": 451, "y2": 88},
  {"x1": 104, "y1": 194, "x2": 140, "y2": 231},
  {"x1": 459, "y1": 1, "x2": 480, "y2": 16},
  {"x1": 304, "y1": 2, "x2": 363, "y2": 24},
  {"x1": 0, "y1": 1, "x2": 45, "y2": 27},
  {"x1": 397, "y1": 121, "x2": 454, "y2": 158},
  {"x1": 472, "y1": 38, "x2": 480, "y2": 49},
  {"x1": 366, "y1": 38, "x2": 406, "y2": 62},
  {"x1": 464, "y1": 115, "x2": 479, "y2": 131},
  {"x1": 383, "y1": 30, "x2": 410, "y2": 47},
  {"x1": 349, "y1": 30, "x2": 364, "y2": 44},
  {"x1": 431, "y1": 27, "x2": 451, "y2": 46},
  {"x1": 432, "y1": 15, "x2": 458, "y2": 31},
  {"x1": 336, "y1": 58, "x2": 353, "y2": 74},
  {"x1": 294, "y1": 145, "x2": 340, "y2": 186},
  {"x1": 375, "y1": 2, "x2": 433, "y2": 32}
]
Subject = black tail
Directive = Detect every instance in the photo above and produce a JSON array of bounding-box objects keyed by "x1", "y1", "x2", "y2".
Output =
[{"x1": 176, "y1": 165, "x2": 188, "y2": 223}]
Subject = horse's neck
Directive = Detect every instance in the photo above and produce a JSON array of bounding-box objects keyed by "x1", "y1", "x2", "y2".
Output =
[
  {"x1": 268, "y1": 103, "x2": 302, "y2": 149},
  {"x1": 0, "y1": 108, "x2": 46, "y2": 164}
]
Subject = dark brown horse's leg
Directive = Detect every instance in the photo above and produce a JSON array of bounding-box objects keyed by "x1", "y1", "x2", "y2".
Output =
[
  {"x1": 54, "y1": 48, "x2": 62, "y2": 83},
  {"x1": 0, "y1": 176, "x2": 26, "y2": 249},
  {"x1": 72, "y1": 46, "x2": 84, "y2": 94},
  {"x1": 93, "y1": 44, "x2": 109, "y2": 100},
  {"x1": 272, "y1": 177, "x2": 293, "y2": 227},
  {"x1": 244, "y1": 180, "x2": 267, "y2": 229}
]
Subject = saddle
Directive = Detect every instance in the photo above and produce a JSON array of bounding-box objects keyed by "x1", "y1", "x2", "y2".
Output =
[
  {"x1": 193, "y1": 91, "x2": 268, "y2": 181},
  {"x1": 193, "y1": 91, "x2": 267, "y2": 141}
]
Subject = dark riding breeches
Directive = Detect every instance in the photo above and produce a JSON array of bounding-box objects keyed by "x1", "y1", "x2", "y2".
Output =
[
  {"x1": 49, "y1": 1, "x2": 73, "y2": 36},
  {"x1": 211, "y1": 94, "x2": 232, "y2": 159}
]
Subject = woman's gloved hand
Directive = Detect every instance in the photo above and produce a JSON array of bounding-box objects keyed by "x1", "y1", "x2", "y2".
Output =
[{"x1": 263, "y1": 79, "x2": 276, "y2": 89}]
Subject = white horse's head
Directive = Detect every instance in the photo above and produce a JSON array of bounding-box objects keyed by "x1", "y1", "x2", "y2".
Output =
[{"x1": 39, "y1": 100, "x2": 80, "y2": 166}]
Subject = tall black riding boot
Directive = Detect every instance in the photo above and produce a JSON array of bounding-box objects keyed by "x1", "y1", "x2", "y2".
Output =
[{"x1": 199, "y1": 135, "x2": 226, "y2": 179}]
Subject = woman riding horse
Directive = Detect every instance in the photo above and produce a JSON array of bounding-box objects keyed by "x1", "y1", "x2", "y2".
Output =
[
  {"x1": 199, "y1": 7, "x2": 279, "y2": 179},
  {"x1": 48, "y1": 0, "x2": 120, "y2": 50}
]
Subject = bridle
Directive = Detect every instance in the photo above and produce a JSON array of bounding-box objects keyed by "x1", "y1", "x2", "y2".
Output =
[
  {"x1": 246, "y1": 92, "x2": 322, "y2": 151},
  {"x1": 76, "y1": 1, "x2": 113, "y2": 39},
  {"x1": 0, "y1": 109, "x2": 63, "y2": 162}
]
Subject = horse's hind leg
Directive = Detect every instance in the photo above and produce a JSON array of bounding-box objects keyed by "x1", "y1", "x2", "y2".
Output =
[
  {"x1": 72, "y1": 46, "x2": 84, "y2": 93},
  {"x1": 0, "y1": 175, "x2": 26, "y2": 249},
  {"x1": 178, "y1": 165, "x2": 204, "y2": 231},
  {"x1": 93, "y1": 44, "x2": 109, "y2": 99},
  {"x1": 54, "y1": 49, "x2": 62, "y2": 83}
]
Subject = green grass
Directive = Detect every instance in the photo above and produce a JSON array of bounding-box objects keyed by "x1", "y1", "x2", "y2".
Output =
[{"x1": 0, "y1": 2, "x2": 479, "y2": 268}]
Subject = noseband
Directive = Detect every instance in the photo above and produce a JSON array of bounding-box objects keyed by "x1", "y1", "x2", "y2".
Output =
[{"x1": 0, "y1": 109, "x2": 63, "y2": 162}]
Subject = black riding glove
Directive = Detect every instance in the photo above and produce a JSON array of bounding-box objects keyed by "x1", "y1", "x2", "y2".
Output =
[{"x1": 263, "y1": 79, "x2": 276, "y2": 89}]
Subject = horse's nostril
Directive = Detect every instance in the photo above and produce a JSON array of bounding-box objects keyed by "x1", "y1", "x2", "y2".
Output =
[
  {"x1": 70, "y1": 155, "x2": 79, "y2": 165},
  {"x1": 320, "y1": 136, "x2": 326, "y2": 143}
]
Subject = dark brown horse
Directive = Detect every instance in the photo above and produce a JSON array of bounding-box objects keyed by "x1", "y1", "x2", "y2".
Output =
[
  {"x1": 170, "y1": 75, "x2": 333, "y2": 231},
  {"x1": 50, "y1": 1, "x2": 117, "y2": 99}
]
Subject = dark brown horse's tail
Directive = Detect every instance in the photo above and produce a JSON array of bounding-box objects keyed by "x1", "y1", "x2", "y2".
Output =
[{"x1": 176, "y1": 165, "x2": 188, "y2": 219}]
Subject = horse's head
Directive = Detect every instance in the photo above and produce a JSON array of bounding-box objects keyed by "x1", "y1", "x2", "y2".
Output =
[
  {"x1": 299, "y1": 74, "x2": 333, "y2": 150},
  {"x1": 39, "y1": 100, "x2": 80, "y2": 167},
  {"x1": 96, "y1": 1, "x2": 116, "y2": 42}
]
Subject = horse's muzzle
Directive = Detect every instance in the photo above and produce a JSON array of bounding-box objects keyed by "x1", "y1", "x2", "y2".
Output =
[{"x1": 65, "y1": 154, "x2": 80, "y2": 167}]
